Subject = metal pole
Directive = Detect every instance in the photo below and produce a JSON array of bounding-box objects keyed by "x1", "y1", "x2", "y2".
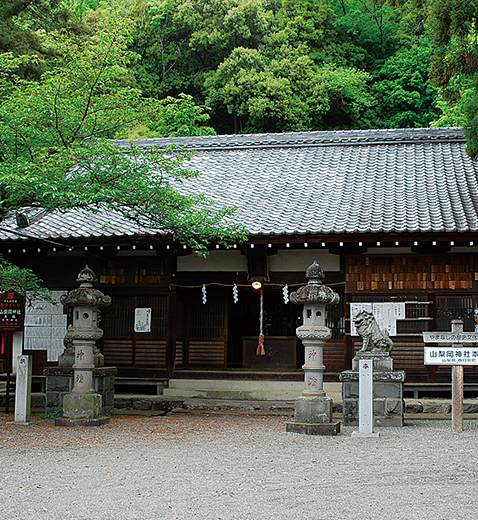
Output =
[{"x1": 452, "y1": 365, "x2": 464, "y2": 432}]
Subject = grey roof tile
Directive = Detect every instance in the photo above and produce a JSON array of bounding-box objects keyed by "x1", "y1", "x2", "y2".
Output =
[{"x1": 2, "y1": 127, "x2": 478, "y2": 243}]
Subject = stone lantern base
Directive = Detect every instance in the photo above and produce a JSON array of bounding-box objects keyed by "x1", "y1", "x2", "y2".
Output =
[
  {"x1": 55, "y1": 393, "x2": 109, "y2": 427},
  {"x1": 44, "y1": 366, "x2": 116, "y2": 417},
  {"x1": 56, "y1": 417, "x2": 110, "y2": 427},
  {"x1": 286, "y1": 396, "x2": 341, "y2": 436}
]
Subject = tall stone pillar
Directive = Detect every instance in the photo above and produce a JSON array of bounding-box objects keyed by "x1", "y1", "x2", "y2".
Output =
[
  {"x1": 286, "y1": 261, "x2": 341, "y2": 436},
  {"x1": 55, "y1": 266, "x2": 112, "y2": 427}
]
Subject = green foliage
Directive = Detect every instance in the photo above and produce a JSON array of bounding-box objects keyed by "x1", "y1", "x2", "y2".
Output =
[
  {"x1": 146, "y1": 93, "x2": 216, "y2": 137},
  {"x1": 44, "y1": 409, "x2": 61, "y2": 418},
  {"x1": 130, "y1": 0, "x2": 275, "y2": 100},
  {"x1": 0, "y1": 254, "x2": 52, "y2": 301},
  {"x1": 0, "y1": 23, "x2": 247, "y2": 287},
  {"x1": 432, "y1": 76, "x2": 474, "y2": 128},
  {"x1": 205, "y1": 44, "x2": 330, "y2": 132},
  {"x1": 0, "y1": 0, "x2": 80, "y2": 76},
  {"x1": 205, "y1": 42, "x2": 375, "y2": 132},
  {"x1": 0, "y1": 0, "x2": 445, "y2": 138},
  {"x1": 0, "y1": 28, "x2": 142, "y2": 164},
  {"x1": 428, "y1": 0, "x2": 478, "y2": 158},
  {"x1": 370, "y1": 41, "x2": 440, "y2": 128},
  {"x1": 128, "y1": 0, "x2": 437, "y2": 132},
  {"x1": 320, "y1": 65, "x2": 375, "y2": 128}
]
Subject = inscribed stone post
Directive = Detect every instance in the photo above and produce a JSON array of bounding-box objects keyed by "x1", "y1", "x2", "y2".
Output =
[{"x1": 14, "y1": 355, "x2": 32, "y2": 424}]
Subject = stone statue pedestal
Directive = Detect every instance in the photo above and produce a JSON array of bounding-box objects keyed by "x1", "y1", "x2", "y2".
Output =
[
  {"x1": 340, "y1": 352, "x2": 405, "y2": 427},
  {"x1": 44, "y1": 366, "x2": 117, "y2": 419}
]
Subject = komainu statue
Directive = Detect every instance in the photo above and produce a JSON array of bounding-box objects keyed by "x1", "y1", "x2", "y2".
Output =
[{"x1": 353, "y1": 309, "x2": 393, "y2": 353}]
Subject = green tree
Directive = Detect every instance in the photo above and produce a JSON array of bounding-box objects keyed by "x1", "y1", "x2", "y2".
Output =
[
  {"x1": 320, "y1": 65, "x2": 375, "y2": 128},
  {"x1": 205, "y1": 44, "x2": 329, "y2": 132},
  {"x1": 205, "y1": 43, "x2": 374, "y2": 132},
  {"x1": 0, "y1": 0, "x2": 77, "y2": 79},
  {"x1": 125, "y1": 0, "x2": 435, "y2": 132},
  {"x1": 276, "y1": 0, "x2": 365, "y2": 67},
  {"x1": 147, "y1": 93, "x2": 216, "y2": 136},
  {"x1": 428, "y1": 0, "x2": 478, "y2": 158},
  {"x1": 130, "y1": 0, "x2": 275, "y2": 99},
  {"x1": 431, "y1": 76, "x2": 473, "y2": 128},
  {"x1": 0, "y1": 27, "x2": 247, "y2": 293},
  {"x1": 369, "y1": 41, "x2": 440, "y2": 128}
]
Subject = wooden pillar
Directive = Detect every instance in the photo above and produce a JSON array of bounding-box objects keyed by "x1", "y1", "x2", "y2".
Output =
[{"x1": 166, "y1": 289, "x2": 177, "y2": 378}]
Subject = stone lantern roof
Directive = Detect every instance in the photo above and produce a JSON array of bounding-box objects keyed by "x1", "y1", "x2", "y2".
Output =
[
  {"x1": 60, "y1": 266, "x2": 112, "y2": 308},
  {"x1": 290, "y1": 261, "x2": 340, "y2": 305}
]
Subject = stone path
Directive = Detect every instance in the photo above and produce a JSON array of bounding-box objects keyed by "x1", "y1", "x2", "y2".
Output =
[{"x1": 1, "y1": 411, "x2": 478, "y2": 519}]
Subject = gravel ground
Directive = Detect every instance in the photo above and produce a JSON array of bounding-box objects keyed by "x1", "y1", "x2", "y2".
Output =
[{"x1": 1, "y1": 412, "x2": 477, "y2": 520}]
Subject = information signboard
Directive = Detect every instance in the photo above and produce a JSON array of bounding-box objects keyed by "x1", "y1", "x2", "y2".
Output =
[
  {"x1": 423, "y1": 320, "x2": 478, "y2": 432},
  {"x1": 423, "y1": 332, "x2": 478, "y2": 343},
  {"x1": 350, "y1": 302, "x2": 405, "y2": 336},
  {"x1": 134, "y1": 308, "x2": 152, "y2": 332},
  {"x1": 0, "y1": 291, "x2": 25, "y2": 331},
  {"x1": 424, "y1": 347, "x2": 478, "y2": 365}
]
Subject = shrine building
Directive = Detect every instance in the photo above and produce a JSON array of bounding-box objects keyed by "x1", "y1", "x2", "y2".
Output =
[{"x1": 2, "y1": 127, "x2": 478, "y2": 399}]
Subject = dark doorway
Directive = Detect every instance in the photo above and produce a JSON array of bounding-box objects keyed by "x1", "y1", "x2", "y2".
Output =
[{"x1": 227, "y1": 285, "x2": 302, "y2": 368}]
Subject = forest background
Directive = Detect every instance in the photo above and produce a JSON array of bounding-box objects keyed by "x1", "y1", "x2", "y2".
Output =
[
  {"x1": 0, "y1": 0, "x2": 477, "y2": 294},
  {"x1": 2, "y1": 0, "x2": 477, "y2": 144}
]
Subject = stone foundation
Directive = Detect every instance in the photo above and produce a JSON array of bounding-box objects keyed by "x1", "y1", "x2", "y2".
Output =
[
  {"x1": 340, "y1": 354, "x2": 405, "y2": 427},
  {"x1": 44, "y1": 366, "x2": 117, "y2": 417},
  {"x1": 286, "y1": 421, "x2": 340, "y2": 436},
  {"x1": 294, "y1": 395, "x2": 333, "y2": 423}
]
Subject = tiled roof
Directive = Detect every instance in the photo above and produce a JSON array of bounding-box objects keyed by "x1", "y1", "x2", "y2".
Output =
[{"x1": 2, "y1": 127, "x2": 478, "y2": 242}]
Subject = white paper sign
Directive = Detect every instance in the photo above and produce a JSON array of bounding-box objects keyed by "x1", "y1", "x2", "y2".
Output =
[
  {"x1": 24, "y1": 291, "x2": 67, "y2": 361},
  {"x1": 134, "y1": 308, "x2": 151, "y2": 332},
  {"x1": 351, "y1": 302, "x2": 405, "y2": 336}
]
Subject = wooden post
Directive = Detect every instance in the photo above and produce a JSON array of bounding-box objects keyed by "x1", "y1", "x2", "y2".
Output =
[
  {"x1": 423, "y1": 320, "x2": 478, "y2": 433},
  {"x1": 452, "y1": 365, "x2": 464, "y2": 432},
  {"x1": 166, "y1": 290, "x2": 177, "y2": 379}
]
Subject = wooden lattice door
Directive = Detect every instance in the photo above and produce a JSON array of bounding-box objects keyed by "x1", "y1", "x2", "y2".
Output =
[{"x1": 101, "y1": 295, "x2": 169, "y2": 368}]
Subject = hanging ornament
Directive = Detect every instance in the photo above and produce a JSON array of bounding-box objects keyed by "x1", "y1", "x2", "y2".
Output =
[
  {"x1": 202, "y1": 284, "x2": 207, "y2": 304},
  {"x1": 256, "y1": 287, "x2": 266, "y2": 355},
  {"x1": 283, "y1": 284, "x2": 289, "y2": 304},
  {"x1": 233, "y1": 284, "x2": 239, "y2": 304},
  {"x1": 256, "y1": 334, "x2": 265, "y2": 356}
]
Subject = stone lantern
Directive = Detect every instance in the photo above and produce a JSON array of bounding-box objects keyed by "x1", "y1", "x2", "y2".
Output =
[
  {"x1": 286, "y1": 261, "x2": 341, "y2": 435},
  {"x1": 56, "y1": 266, "x2": 112, "y2": 426}
]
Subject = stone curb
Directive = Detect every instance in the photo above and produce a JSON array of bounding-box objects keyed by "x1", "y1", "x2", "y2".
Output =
[{"x1": 3, "y1": 394, "x2": 478, "y2": 417}]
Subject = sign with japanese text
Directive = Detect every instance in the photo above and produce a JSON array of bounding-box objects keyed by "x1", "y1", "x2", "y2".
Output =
[
  {"x1": 424, "y1": 347, "x2": 478, "y2": 365},
  {"x1": 134, "y1": 308, "x2": 152, "y2": 333},
  {"x1": 350, "y1": 302, "x2": 405, "y2": 336},
  {"x1": 0, "y1": 291, "x2": 25, "y2": 330},
  {"x1": 24, "y1": 291, "x2": 67, "y2": 362},
  {"x1": 423, "y1": 332, "x2": 478, "y2": 343}
]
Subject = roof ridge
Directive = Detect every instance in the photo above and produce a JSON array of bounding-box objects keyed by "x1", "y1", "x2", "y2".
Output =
[{"x1": 116, "y1": 127, "x2": 465, "y2": 151}]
